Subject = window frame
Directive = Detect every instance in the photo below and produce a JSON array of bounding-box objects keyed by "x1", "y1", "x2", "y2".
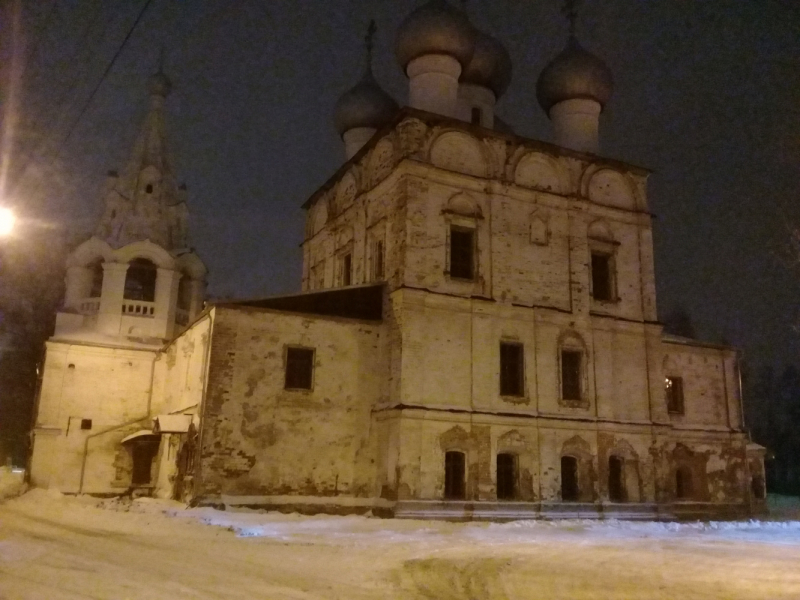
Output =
[
  {"x1": 499, "y1": 342, "x2": 525, "y2": 398},
  {"x1": 284, "y1": 346, "x2": 315, "y2": 391},
  {"x1": 588, "y1": 238, "x2": 619, "y2": 304}
]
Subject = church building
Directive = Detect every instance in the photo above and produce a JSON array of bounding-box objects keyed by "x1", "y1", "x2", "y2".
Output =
[{"x1": 30, "y1": 0, "x2": 766, "y2": 519}]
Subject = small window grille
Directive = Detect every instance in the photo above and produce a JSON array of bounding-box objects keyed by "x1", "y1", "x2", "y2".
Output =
[
  {"x1": 285, "y1": 347, "x2": 314, "y2": 390},
  {"x1": 500, "y1": 343, "x2": 524, "y2": 396},
  {"x1": 449, "y1": 227, "x2": 474, "y2": 280},
  {"x1": 561, "y1": 350, "x2": 582, "y2": 401},
  {"x1": 665, "y1": 376, "x2": 685, "y2": 414}
]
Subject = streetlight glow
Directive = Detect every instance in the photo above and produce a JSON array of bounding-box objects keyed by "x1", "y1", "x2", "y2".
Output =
[{"x1": 0, "y1": 208, "x2": 15, "y2": 236}]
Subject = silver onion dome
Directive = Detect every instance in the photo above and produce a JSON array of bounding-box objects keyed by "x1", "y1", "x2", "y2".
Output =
[
  {"x1": 334, "y1": 68, "x2": 399, "y2": 136},
  {"x1": 460, "y1": 29, "x2": 512, "y2": 99},
  {"x1": 536, "y1": 37, "x2": 613, "y2": 113},
  {"x1": 395, "y1": 0, "x2": 476, "y2": 71},
  {"x1": 148, "y1": 70, "x2": 172, "y2": 98}
]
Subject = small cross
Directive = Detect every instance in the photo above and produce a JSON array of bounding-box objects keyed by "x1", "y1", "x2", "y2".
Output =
[
  {"x1": 365, "y1": 19, "x2": 377, "y2": 64},
  {"x1": 562, "y1": 0, "x2": 581, "y2": 38}
]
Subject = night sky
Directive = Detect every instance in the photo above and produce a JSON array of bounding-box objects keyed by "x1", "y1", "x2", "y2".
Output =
[{"x1": 6, "y1": 0, "x2": 800, "y2": 370}]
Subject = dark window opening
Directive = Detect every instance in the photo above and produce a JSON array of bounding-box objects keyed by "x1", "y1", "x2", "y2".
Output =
[
  {"x1": 444, "y1": 451, "x2": 466, "y2": 500},
  {"x1": 591, "y1": 252, "x2": 613, "y2": 301},
  {"x1": 751, "y1": 475, "x2": 766, "y2": 500},
  {"x1": 666, "y1": 376, "x2": 685, "y2": 415},
  {"x1": 500, "y1": 343, "x2": 524, "y2": 396},
  {"x1": 676, "y1": 466, "x2": 692, "y2": 500},
  {"x1": 131, "y1": 440, "x2": 159, "y2": 486},
  {"x1": 123, "y1": 258, "x2": 157, "y2": 302},
  {"x1": 496, "y1": 453, "x2": 518, "y2": 500},
  {"x1": 80, "y1": 419, "x2": 92, "y2": 430},
  {"x1": 450, "y1": 227, "x2": 474, "y2": 280},
  {"x1": 145, "y1": 184, "x2": 153, "y2": 194},
  {"x1": 608, "y1": 456, "x2": 625, "y2": 502},
  {"x1": 374, "y1": 240, "x2": 384, "y2": 280},
  {"x1": 561, "y1": 455, "x2": 579, "y2": 501},
  {"x1": 471, "y1": 107, "x2": 482, "y2": 125},
  {"x1": 89, "y1": 261, "x2": 104, "y2": 298},
  {"x1": 561, "y1": 350, "x2": 582, "y2": 401},
  {"x1": 285, "y1": 347, "x2": 314, "y2": 390},
  {"x1": 342, "y1": 253, "x2": 352, "y2": 286}
]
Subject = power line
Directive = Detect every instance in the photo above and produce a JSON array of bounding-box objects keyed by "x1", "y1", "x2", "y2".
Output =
[{"x1": 60, "y1": 0, "x2": 156, "y2": 147}]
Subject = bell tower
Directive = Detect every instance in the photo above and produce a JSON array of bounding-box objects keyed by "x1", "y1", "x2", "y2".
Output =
[{"x1": 60, "y1": 69, "x2": 206, "y2": 343}]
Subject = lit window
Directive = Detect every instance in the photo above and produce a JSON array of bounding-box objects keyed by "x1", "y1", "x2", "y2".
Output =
[
  {"x1": 449, "y1": 226, "x2": 474, "y2": 280},
  {"x1": 285, "y1": 347, "x2": 314, "y2": 390},
  {"x1": 665, "y1": 376, "x2": 684, "y2": 415},
  {"x1": 500, "y1": 343, "x2": 524, "y2": 397}
]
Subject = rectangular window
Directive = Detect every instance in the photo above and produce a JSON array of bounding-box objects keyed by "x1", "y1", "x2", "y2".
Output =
[
  {"x1": 450, "y1": 227, "x2": 474, "y2": 280},
  {"x1": 500, "y1": 342, "x2": 524, "y2": 396},
  {"x1": 496, "y1": 453, "x2": 518, "y2": 500},
  {"x1": 666, "y1": 376, "x2": 684, "y2": 414},
  {"x1": 341, "y1": 253, "x2": 352, "y2": 286},
  {"x1": 561, "y1": 350, "x2": 582, "y2": 401},
  {"x1": 373, "y1": 239, "x2": 384, "y2": 280},
  {"x1": 285, "y1": 347, "x2": 314, "y2": 390},
  {"x1": 591, "y1": 252, "x2": 613, "y2": 301},
  {"x1": 471, "y1": 107, "x2": 482, "y2": 125},
  {"x1": 80, "y1": 418, "x2": 92, "y2": 430}
]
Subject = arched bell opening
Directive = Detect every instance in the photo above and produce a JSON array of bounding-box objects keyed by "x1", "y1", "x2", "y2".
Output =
[{"x1": 124, "y1": 258, "x2": 157, "y2": 302}]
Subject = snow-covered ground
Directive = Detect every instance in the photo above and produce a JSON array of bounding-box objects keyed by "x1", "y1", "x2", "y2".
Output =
[
  {"x1": 0, "y1": 467, "x2": 25, "y2": 501},
  {"x1": 2, "y1": 491, "x2": 800, "y2": 599}
]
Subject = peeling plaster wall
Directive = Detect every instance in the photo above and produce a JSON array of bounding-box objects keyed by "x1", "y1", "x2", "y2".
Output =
[
  {"x1": 30, "y1": 341, "x2": 158, "y2": 494},
  {"x1": 195, "y1": 307, "x2": 386, "y2": 504}
]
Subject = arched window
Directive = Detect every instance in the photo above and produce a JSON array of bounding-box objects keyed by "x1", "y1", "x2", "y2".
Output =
[
  {"x1": 88, "y1": 260, "x2": 104, "y2": 298},
  {"x1": 124, "y1": 258, "x2": 157, "y2": 302},
  {"x1": 496, "y1": 453, "x2": 518, "y2": 500},
  {"x1": 444, "y1": 451, "x2": 466, "y2": 500},
  {"x1": 608, "y1": 456, "x2": 625, "y2": 502},
  {"x1": 676, "y1": 466, "x2": 693, "y2": 500},
  {"x1": 561, "y1": 455, "x2": 579, "y2": 501}
]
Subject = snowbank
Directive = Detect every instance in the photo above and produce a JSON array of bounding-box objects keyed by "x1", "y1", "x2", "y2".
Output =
[{"x1": 0, "y1": 466, "x2": 25, "y2": 501}]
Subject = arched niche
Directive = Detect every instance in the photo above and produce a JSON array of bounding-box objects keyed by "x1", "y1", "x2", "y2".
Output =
[
  {"x1": 514, "y1": 152, "x2": 563, "y2": 193},
  {"x1": 310, "y1": 200, "x2": 328, "y2": 236},
  {"x1": 585, "y1": 169, "x2": 636, "y2": 210},
  {"x1": 335, "y1": 172, "x2": 357, "y2": 212},
  {"x1": 587, "y1": 219, "x2": 615, "y2": 242},
  {"x1": 429, "y1": 131, "x2": 487, "y2": 178},
  {"x1": 368, "y1": 138, "x2": 395, "y2": 188},
  {"x1": 443, "y1": 192, "x2": 482, "y2": 219}
]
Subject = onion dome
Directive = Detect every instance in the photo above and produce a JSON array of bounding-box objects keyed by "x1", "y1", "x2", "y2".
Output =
[
  {"x1": 334, "y1": 67, "x2": 399, "y2": 137},
  {"x1": 460, "y1": 29, "x2": 512, "y2": 98},
  {"x1": 395, "y1": 0, "x2": 476, "y2": 71},
  {"x1": 536, "y1": 37, "x2": 613, "y2": 113},
  {"x1": 148, "y1": 70, "x2": 172, "y2": 98}
]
